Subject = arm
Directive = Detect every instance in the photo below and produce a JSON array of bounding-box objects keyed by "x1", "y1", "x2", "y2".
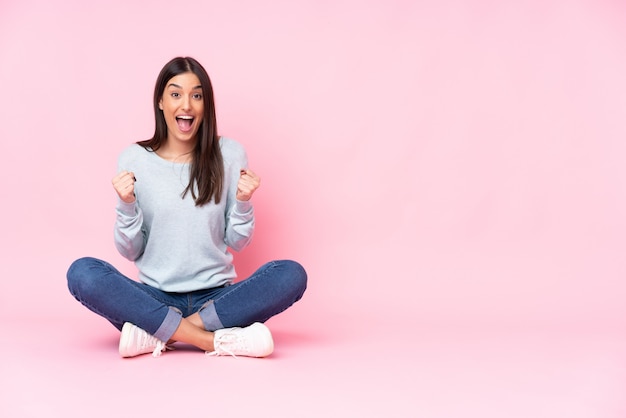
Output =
[
  {"x1": 224, "y1": 169, "x2": 260, "y2": 252},
  {"x1": 112, "y1": 170, "x2": 146, "y2": 261}
]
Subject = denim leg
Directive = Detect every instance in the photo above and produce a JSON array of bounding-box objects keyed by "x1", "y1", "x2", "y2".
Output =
[
  {"x1": 66, "y1": 257, "x2": 183, "y2": 342},
  {"x1": 198, "y1": 260, "x2": 307, "y2": 330}
]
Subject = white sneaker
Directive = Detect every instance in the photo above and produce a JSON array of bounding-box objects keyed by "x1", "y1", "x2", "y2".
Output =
[
  {"x1": 119, "y1": 322, "x2": 168, "y2": 358},
  {"x1": 207, "y1": 322, "x2": 274, "y2": 358}
]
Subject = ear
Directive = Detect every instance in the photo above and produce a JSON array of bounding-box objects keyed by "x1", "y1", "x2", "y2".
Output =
[{"x1": 158, "y1": 99, "x2": 163, "y2": 110}]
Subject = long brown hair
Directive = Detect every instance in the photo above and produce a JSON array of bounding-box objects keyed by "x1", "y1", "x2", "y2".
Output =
[{"x1": 138, "y1": 57, "x2": 224, "y2": 206}]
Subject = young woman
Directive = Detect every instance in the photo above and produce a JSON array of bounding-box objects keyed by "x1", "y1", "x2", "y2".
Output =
[{"x1": 67, "y1": 57, "x2": 307, "y2": 358}]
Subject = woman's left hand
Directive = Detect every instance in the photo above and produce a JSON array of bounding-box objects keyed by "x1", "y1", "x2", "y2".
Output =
[{"x1": 237, "y1": 169, "x2": 261, "y2": 201}]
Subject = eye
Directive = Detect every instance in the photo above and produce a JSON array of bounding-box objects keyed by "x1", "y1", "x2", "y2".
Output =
[
  {"x1": 193, "y1": 93, "x2": 203, "y2": 100},
  {"x1": 170, "y1": 92, "x2": 180, "y2": 98}
]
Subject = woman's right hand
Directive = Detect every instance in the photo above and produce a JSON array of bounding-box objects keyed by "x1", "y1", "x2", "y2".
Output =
[{"x1": 112, "y1": 170, "x2": 137, "y2": 203}]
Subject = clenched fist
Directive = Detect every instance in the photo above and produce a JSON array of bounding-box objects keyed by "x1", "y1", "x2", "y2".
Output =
[
  {"x1": 237, "y1": 169, "x2": 260, "y2": 201},
  {"x1": 112, "y1": 170, "x2": 137, "y2": 203}
]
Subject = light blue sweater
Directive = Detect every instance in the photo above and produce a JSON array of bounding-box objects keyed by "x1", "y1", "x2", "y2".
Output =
[{"x1": 114, "y1": 137, "x2": 254, "y2": 292}]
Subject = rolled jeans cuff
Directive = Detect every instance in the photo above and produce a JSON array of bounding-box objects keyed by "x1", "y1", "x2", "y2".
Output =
[
  {"x1": 153, "y1": 307, "x2": 182, "y2": 342},
  {"x1": 199, "y1": 300, "x2": 224, "y2": 331}
]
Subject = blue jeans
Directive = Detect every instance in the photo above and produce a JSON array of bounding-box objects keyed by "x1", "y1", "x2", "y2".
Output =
[{"x1": 67, "y1": 257, "x2": 307, "y2": 342}]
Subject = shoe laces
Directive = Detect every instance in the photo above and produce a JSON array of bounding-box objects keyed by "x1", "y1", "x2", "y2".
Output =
[
  {"x1": 206, "y1": 329, "x2": 247, "y2": 358},
  {"x1": 152, "y1": 341, "x2": 167, "y2": 357},
  {"x1": 135, "y1": 330, "x2": 167, "y2": 358}
]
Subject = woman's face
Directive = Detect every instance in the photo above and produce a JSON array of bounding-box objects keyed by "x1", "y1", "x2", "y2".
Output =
[{"x1": 158, "y1": 72, "x2": 205, "y2": 146}]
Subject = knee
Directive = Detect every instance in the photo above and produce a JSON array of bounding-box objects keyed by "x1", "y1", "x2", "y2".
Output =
[
  {"x1": 66, "y1": 257, "x2": 101, "y2": 296},
  {"x1": 67, "y1": 256, "x2": 98, "y2": 281},
  {"x1": 279, "y1": 260, "x2": 307, "y2": 299}
]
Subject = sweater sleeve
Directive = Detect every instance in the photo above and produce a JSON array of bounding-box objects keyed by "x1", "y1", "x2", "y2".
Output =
[
  {"x1": 113, "y1": 147, "x2": 146, "y2": 261},
  {"x1": 114, "y1": 199, "x2": 146, "y2": 261},
  {"x1": 223, "y1": 139, "x2": 255, "y2": 252},
  {"x1": 225, "y1": 199, "x2": 254, "y2": 252}
]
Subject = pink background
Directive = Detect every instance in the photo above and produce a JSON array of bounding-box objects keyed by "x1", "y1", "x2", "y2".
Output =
[{"x1": 1, "y1": 1, "x2": 625, "y2": 417}]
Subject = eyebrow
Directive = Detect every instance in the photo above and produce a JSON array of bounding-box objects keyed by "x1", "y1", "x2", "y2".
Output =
[{"x1": 167, "y1": 83, "x2": 202, "y2": 90}]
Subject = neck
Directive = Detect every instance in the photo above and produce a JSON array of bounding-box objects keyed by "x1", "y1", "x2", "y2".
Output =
[{"x1": 157, "y1": 138, "x2": 195, "y2": 163}]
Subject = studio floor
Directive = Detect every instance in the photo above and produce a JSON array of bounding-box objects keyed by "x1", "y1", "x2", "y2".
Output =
[{"x1": 1, "y1": 313, "x2": 624, "y2": 418}]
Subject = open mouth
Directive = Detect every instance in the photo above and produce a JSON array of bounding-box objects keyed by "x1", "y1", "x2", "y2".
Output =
[{"x1": 176, "y1": 115, "x2": 194, "y2": 132}]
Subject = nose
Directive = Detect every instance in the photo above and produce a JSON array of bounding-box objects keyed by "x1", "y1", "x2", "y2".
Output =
[{"x1": 182, "y1": 95, "x2": 191, "y2": 110}]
